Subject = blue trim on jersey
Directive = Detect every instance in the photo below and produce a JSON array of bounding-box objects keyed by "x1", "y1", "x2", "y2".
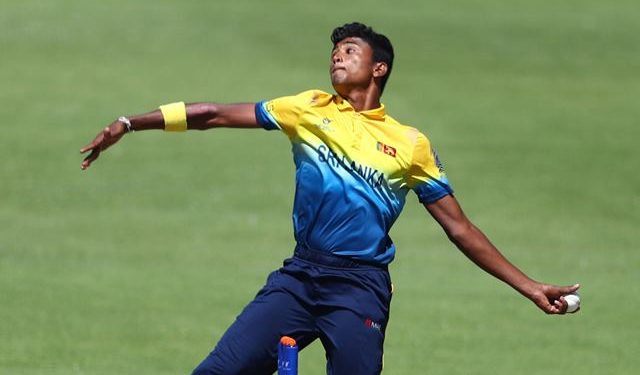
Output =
[
  {"x1": 255, "y1": 101, "x2": 281, "y2": 131},
  {"x1": 414, "y1": 178, "x2": 454, "y2": 204}
]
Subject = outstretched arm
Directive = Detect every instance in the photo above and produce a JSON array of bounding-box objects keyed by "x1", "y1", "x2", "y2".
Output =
[
  {"x1": 80, "y1": 102, "x2": 259, "y2": 170},
  {"x1": 425, "y1": 194, "x2": 579, "y2": 314}
]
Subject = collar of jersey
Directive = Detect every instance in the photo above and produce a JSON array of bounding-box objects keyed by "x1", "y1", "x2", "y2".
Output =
[{"x1": 333, "y1": 95, "x2": 386, "y2": 121}]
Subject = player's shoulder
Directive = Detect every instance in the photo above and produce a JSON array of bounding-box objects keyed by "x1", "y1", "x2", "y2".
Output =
[
  {"x1": 383, "y1": 113, "x2": 430, "y2": 147},
  {"x1": 289, "y1": 89, "x2": 334, "y2": 107}
]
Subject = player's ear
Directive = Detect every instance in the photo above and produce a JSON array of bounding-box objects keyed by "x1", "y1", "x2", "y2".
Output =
[{"x1": 373, "y1": 62, "x2": 388, "y2": 79}]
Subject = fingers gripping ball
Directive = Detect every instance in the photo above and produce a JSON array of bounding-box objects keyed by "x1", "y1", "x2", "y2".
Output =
[{"x1": 563, "y1": 293, "x2": 580, "y2": 313}]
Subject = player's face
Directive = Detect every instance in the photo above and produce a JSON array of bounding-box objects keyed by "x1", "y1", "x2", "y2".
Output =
[{"x1": 330, "y1": 37, "x2": 377, "y2": 94}]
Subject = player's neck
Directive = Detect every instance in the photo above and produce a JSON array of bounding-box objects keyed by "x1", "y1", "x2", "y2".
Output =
[{"x1": 338, "y1": 85, "x2": 382, "y2": 112}]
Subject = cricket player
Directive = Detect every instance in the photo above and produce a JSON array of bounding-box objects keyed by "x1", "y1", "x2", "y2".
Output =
[{"x1": 80, "y1": 22, "x2": 580, "y2": 375}]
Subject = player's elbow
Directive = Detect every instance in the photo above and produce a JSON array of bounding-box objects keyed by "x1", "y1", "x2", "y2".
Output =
[
  {"x1": 188, "y1": 103, "x2": 220, "y2": 129},
  {"x1": 445, "y1": 221, "x2": 475, "y2": 247}
]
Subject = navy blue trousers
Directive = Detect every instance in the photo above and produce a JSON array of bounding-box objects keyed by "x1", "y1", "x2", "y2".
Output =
[{"x1": 192, "y1": 247, "x2": 393, "y2": 375}]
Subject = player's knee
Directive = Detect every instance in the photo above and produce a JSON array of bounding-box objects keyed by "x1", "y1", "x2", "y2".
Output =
[
  {"x1": 191, "y1": 362, "x2": 219, "y2": 375},
  {"x1": 191, "y1": 355, "x2": 226, "y2": 375}
]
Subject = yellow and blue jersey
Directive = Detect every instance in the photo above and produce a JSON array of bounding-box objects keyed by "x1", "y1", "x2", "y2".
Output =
[{"x1": 255, "y1": 90, "x2": 452, "y2": 265}]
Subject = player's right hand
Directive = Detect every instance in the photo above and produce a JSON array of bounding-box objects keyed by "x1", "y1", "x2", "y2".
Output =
[
  {"x1": 527, "y1": 282, "x2": 580, "y2": 315},
  {"x1": 80, "y1": 121, "x2": 127, "y2": 170}
]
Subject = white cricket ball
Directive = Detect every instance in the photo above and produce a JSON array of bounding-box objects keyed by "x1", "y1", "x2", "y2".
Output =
[{"x1": 564, "y1": 293, "x2": 580, "y2": 313}]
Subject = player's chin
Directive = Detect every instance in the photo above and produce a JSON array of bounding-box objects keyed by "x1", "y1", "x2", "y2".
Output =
[
  {"x1": 331, "y1": 80, "x2": 349, "y2": 97},
  {"x1": 331, "y1": 70, "x2": 348, "y2": 84}
]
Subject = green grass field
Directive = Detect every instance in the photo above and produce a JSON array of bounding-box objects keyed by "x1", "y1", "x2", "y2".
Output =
[{"x1": 1, "y1": 0, "x2": 639, "y2": 374}]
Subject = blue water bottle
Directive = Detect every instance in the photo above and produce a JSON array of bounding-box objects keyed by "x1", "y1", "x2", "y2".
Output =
[{"x1": 278, "y1": 336, "x2": 298, "y2": 375}]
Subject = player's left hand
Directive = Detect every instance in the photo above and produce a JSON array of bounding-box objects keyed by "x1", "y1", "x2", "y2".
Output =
[
  {"x1": 80, "y1": 121, "x2": 127, "y2": 170},
  {"x1": 526, "y1": 282, "x2": 580, "y2": 314}
]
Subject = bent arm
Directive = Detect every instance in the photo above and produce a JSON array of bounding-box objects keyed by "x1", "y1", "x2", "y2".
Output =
[
  {"x1": 80, "y1": 102, "x2": 260, "y2": 169},
  {"x1": 424, "y1": 195, "x2": 579, "y2": 314}
]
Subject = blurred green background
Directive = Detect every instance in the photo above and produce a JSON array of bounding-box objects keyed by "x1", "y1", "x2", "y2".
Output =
[{"x1": 1, "y1": 0, "x2": 638, "y2": 374}]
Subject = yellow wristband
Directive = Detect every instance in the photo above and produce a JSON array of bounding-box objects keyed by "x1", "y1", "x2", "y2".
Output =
[{"x1": 159, "y1": 102, "x2": 187, "y2": 132}]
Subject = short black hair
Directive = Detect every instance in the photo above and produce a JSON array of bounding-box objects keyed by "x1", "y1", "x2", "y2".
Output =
[{"x1": 331, "y1": 22, "x2": 395, "y2": 93}]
